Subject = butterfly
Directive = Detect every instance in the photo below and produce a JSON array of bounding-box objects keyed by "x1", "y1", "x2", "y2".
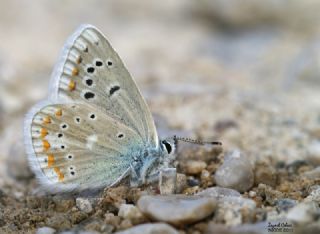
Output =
[
  {"x1": 23, "y1": 24, "x2": 179, "y2": 194},
  {"x1": 24, "y1": 24, "x2": 221, "y2": 194}
]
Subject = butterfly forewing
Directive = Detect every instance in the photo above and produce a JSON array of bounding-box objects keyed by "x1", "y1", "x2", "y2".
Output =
[
  {"x1": 49, "y1": 25, "x2": 158, "y2": 147},
  {"x1": 28, "y1": 103, "x2": 142, "y2": 191}
]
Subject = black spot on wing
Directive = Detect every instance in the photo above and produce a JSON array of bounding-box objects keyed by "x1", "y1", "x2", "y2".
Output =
[
  {"x1": 109, "y1": 86, "x2": 120, "y2": 96},
  {"x1": 85, "y1": 79, "x2": 93, "y2": 86},
  {"x1": 84, "y1": 92, "x2": 95, "y2": 99},
  {"x1": 87, "y1": 67, "x2": 95, "y2": 73},
  {"x1": 95, "y1": 60, "x2": 103, "y2": 67}
]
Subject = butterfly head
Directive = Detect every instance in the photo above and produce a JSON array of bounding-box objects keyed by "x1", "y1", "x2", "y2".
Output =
[{"x1": 136, "y1": 138, "x2": 177, "y2": 185}]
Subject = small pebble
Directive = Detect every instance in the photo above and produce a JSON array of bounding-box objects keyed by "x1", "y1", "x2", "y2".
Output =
[
  {"x1": 187, "y1": 177, "x2": 200, "y2": 187},
  {"x1": 36, "y1": 227, "x2": 56, "y2": 234},
  {"x1": 266, "y1": 209, "x2": 286, "y2": 221},
  {"x1": 115, "y1": 223, "x2": 178, "y2": 234},
  {"x1": 207, "y1": 221, "x2": 267, "y2": 234},
  {"x1": 76, "y1": 198, "x2": 93, "y2": 213},
  {"x1": 176, "y1": 173, "x2": 187, "y2": 193},
  {"x1": 307, "y1": 140, "x2": 320, "y2": 163},
  {"x1": 257, "y1": 184, "x2": 284, "y2": 206},
  {"x1": 46, "y1": 214, "x2": 72, "y2": 229},
  {"x1": 184, "y1": 186, "x2": 201, "y2": 195},
  {"x1": 118, "y1": 204, "x2": 144, "y2": 222},
  {"x1": 220, "y1": 196, "x2": 256, "y2": 210},
  {"x1": 13, "y1": 191, "x2": 24, "y2": 200},
  {"x1": 287, "y1": 202, "x2": 319, "y2": 224},
  {"x1": 200, "y1": 169, "x2": 213, "y2": 186},
  {"x1": 287, "y1": 160, "x2": 309, "y2": 174},
  {"x1": 214, "y1": 150, "x2": 254, "y2": 192},
  {"x1": 52, "y1": 195, "x2": 75, "y2": 212},
  {"x1": 197, "y1": 188, "x2": 256, "y2": 226},
  {"x1": 249, "y1": 191, "x2": 257, "y2": 198},
  {"x1": 137, "y1": 195, "x2": 217, "y2": 225},
  {"x1": 118, "y1": 219, "x2": 133, "y2": 230},
  {"x1": 302, "y1": 166, "x2": 320, "y2": 179},
  {"x1": 80, "y1": 231, "x2": 101, "y2": 234},
  {"x1": 275, "y1": 199, "x2": 298, "y2": 212},
  {"x1": 254, "y1": 163, "x2": 277, "y2": 187},
  {"x1": 196, "y1": 187, "x2": 241, "y2": 198},
  {"x1": 184, "y1": 160, "x2": 207, "y2": 175},
  {"x1": 304, "y1": 186, "x2": 320, "y2": 203},
  {"x1": 214, "y1": 196, "x2": 257, "y2": 225},
  {"x1": 105, "y1": 213, "x2": 121, "y2": 227}
]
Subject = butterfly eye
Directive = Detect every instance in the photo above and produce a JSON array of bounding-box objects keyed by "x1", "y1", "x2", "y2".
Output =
[{"x1": 162, "y1": 140, "x2": 172, "y2": 154}]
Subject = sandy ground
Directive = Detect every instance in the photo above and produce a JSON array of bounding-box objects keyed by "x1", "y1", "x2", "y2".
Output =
[{"x1": 0, "y1": 1, "x2": 320, "y2": 233}]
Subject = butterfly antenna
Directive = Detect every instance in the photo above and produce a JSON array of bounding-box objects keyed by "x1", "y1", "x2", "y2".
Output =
[{"x1": 173, "y1": 135, "x2": 222, "y2": 146}]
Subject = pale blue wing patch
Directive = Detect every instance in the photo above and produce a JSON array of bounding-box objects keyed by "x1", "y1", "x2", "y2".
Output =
[
  {"x1": 25, "y1": 102, "x2": 142, "y2": 192},
  {"x1": 48, "y1": 24, "x2": 159, "y2": 148}
]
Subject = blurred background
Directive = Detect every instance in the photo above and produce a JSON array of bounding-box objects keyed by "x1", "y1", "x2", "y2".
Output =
[{"x1": 0, "y1": 0, "x2": 320, "y2": 198}]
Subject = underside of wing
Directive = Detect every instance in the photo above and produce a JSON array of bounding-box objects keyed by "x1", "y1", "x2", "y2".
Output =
[
  {"x1": 25, "y1": 102, "x2": 143, "y2": 192},
  {"x1": 49, "y1": 25, "x2": 158, "y2": 148}
]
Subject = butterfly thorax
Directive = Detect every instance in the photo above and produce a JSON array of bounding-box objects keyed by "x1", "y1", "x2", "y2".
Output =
[{"x1": 129, "y1": 139, "x2": 176, "y2": 186}]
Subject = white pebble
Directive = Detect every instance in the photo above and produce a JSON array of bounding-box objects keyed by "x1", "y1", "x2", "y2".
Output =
[
  {"x1": 137, "y1": 195, "x2": 217, "y2": 225},
  {"x1": 287, "y1": 202, "x2": 319, "y2": 224},
  {"x1": 249, "y1": 191, "x2": 257, "y2": 197},
  {"x1": 76, "y1": 198, "x2": 93, "y2": 213},
  {"x1": 115, "y1": 223, "x2": 178, "y2": 234},
  {"x1": 36, "y1": 227, "x2": 56, "y2": 234},
  {"x1": 118, "y1": 204, "x2": 143, "y2": 220},
  {"x1": 214, "y1": 150, "x2": 254, "y2": 192}
]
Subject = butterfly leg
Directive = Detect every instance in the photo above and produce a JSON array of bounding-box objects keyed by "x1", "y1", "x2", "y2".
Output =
[
  {"x1": 129, "y1": 164, "x2": 142, "y2": 187},
  {"x1": 130, "y1": 163, "x2": 176, "y2": 194},
  {"x1": 159, "y1": 168, "x2": 177, "y2": 194},
  {"x1": 143, "y1": 168, "x2": 177, "y2": 194}
]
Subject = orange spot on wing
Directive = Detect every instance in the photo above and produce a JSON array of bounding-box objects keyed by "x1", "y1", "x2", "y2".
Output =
[
  {"x1": 54, "y1": 167, "x2": 59, "y2": 174},
  {"x1": 47, "y1": 154, "x2": 55, "y2": 167},
  {"x1": 40, "y1": 128, "x2": 48, "y2": 138},
  {"x1": 55, "y1": 108, "x2": 62, "y2": 117},
  {"x1": 72, "y1": 67, "x2": 79, "y2": 76},
  {"x1": 43, "y1": 116, "x2": 51, "y2": 124},
  {"x1": 76, "y1": 56, "x2": 82, "y2": 64},
  {"x1": 68, "y1": 80, "x2": 76, "y2": 91},
  {"x1": 42, "y1": 140, "x2": 50, "y2": 151},
  {"x1": 58, "y1": 173, "x2": 64, "y2": 181},
  {"x1": 54, "y1": 167, "x2": 64, "y2": 181}
]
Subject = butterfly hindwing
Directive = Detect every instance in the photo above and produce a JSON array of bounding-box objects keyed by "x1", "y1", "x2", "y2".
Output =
[
  {"x1": 49, "y1": 24, "x2": 158, "y2": 148},
  {"x1": 26, "y1": 102, "x2": 143, "y2": 192}
]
